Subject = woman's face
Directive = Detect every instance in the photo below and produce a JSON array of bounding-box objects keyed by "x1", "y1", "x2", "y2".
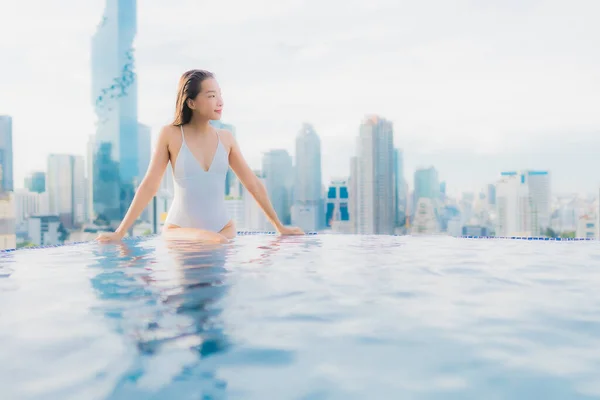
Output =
[{"x1": 188, "y1": 78, "x2": 223, "y2": 120}]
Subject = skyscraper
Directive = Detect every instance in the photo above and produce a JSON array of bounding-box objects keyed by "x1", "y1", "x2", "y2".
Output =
[
  {"x1": 91, "y1": 0, "x2": 139, "y2": 222},
  {"x1": 0, "y1": 192, "x2": 16, "y2": 250},
  {"x1": 24, "y1": 172, "x2": 46, "y2": 194},
  {"x1": 137, "y1": 123, "x2": 151, "y2": 182},
  {"x1": 47, "y1": 154, "x2": 86, "y2": 228},
  {"x1": 487, "y1": 183, "x2": 496, "y2": 206},
  {"x1": 137, "y1": 123, "x2": 151, "y2": 221},
  {"x1": 262, "y1": 149, "x2": 293, "y2": 227},
  {"x1": 394, "y1": 148, "x2": 407, "y2": 226},
  {"x1": 326, "y1": 178, "x2": 352, "y2": 233},
  {"x1": 243, "y1": 172, "x2": 269, "y2": 231},
  {"x1": 349, "y1": 156, "x2": 358, "y2": 233},
  {"x1": 496, "y1": 173, "x2": 534, "y2": 237},
  {"x1": 413, "y1": 167, "x2": 440, "y2": 207},
  {"x1": 500, "y1": 170, "x2": 550, "y2": 234},
  {"x1": 292, "y1": 123, "x2": 323, "y2": 232},
  {"x1": 0, "y1": 116, "x2": 14, "y2": 192},
  {"x1": 351, "y1": 115, "x2": 395, "y2": 235}
]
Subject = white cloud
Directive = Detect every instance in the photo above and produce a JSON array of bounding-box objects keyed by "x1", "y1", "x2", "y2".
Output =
[{"x1": 1, "y1": 0, "x2": 599, "y2": 192}]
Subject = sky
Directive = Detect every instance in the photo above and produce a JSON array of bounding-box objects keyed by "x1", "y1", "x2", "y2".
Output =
[{"x1": 1, "y1": 0, "x2": 599, "y2": 196}]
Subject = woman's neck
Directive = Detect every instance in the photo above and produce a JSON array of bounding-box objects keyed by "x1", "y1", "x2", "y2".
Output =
[{"x1": 186, "y1": 115, "x2": 213, "y2": 136}]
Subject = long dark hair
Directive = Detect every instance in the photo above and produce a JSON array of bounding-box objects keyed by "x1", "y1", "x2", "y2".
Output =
[{"x1": 172, "y1": 69, "x2": 215, "y2": 126}]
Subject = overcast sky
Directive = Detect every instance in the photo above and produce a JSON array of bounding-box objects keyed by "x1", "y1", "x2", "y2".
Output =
[{"x1": 1, "y1": 0, "x2": 599, "y2": 195}]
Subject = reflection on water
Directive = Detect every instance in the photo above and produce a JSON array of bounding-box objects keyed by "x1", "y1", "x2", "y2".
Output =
[{"x1": 89, "y1": 238, "x2": 233, "y2": 398}]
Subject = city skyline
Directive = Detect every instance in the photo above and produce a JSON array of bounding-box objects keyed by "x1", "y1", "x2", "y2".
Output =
[{"x1": 1, "y1": 0, "x2": 599, "y2": 195}]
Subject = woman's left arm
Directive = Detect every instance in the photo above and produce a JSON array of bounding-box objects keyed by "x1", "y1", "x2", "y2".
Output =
[{"x1": 224, "y1": 131, "x2": 303, "y2": 235}]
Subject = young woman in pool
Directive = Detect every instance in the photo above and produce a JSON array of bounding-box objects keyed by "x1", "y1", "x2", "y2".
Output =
[{"x1": 97, "y1": 69, "x2": 304, "y2": 243}]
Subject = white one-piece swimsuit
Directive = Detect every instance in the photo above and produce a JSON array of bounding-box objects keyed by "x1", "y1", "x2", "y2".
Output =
[{"x1": 164, "y1": 125, "x2": 231, "y2": 232}]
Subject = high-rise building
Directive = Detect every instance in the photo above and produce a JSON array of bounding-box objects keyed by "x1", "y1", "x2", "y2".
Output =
[
  {"x1": 243, "y1": 172, "x2": 269, "y2": 231},
  {"x1": 137, "y1": 123, "x2": 152, "y2": 221},
  {"x1": 47, "y1": 154, "x2": 86, "y2": 228},
  {"x1": 440, "y1": 181, "x2": 447, "y2": 201},
  {"x1": 24, "y1": 172, "x2": 45, "y2": 194},
  {"x1": 495, "y1": 174, "x2": 534, "y2": 237},
  {"x1": 576, "y1": 214, "x2": 597, "y2": 239},
  {"x1": 326, "y1": 178, "x2": 352, "y2": 233},
  {"x1": 394, "y1": 148, "x2": 407, "y2": 226},
  {"x1": 0, "y1": 192, "x2": 16, "y2": 250},
  {"x1": 0, "y1": 116, "x2": 14, "y2": 192},
  {"x1": 349, "y1": 156, "x2": 358, "y2": 234},
  {"x1": 487, "y1": 184, "x2": 496, "y2": 206},
  {"x1": 411, "y1": 198, "x2": 440, "y2": 234},
  {"x1": 500, "y1": 170, "x2": 550, "y2": 234},
  {"x1": 28, "y1": 215, "x2": 61, "y2": 246},
  {"x1": 86, "y1": 135, "x2": 95, "y2": 222},
  {"x1": 14, "y1": 189, "x2": 42, "y2": 230},
  {"x1": 351, "y1": 115, "x2": 395, "y2": 235},
  {"x1": 225, "y1": 197, "x2": 245, "y2": 230},
  {"x1": 262, "y1": 149, "x2": 293, "y2": 227},
  {"x1": 292, "y1": 123, "x2": 323, "y2": 232},
  {"x1": 91, "y1": 0, "x2": 139, "y2": 222},
  {"x1": 413, "y1": 167, "x2": 440, "y2": 208},
  {"x1": 137, "y1": 123, "x2": 151, "y2": 182}
]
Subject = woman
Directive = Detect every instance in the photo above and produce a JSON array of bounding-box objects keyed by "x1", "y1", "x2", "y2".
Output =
[{"x1": 97, "y1": 69, "x2": 304, "y2": 243}]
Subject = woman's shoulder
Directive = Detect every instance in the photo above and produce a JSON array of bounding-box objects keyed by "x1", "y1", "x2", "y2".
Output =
[
  {"x1": 155, "y1": 124, "x2": 182, "y2": 148},
  {"x1": 217, "y1": 128, "x2": 236, "y2": 145},
  {"x1": 158, "y1": 124, "x2": 182, "y2": 139}
]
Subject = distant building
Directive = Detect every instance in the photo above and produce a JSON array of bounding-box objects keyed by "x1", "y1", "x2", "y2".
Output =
[
  {"x1": 292, "y1": 123, "x2": 323, "y2": 232},
  {"x1": 24, "y1": 172, "x2": 45, "y2": 194},
  {"x1": 576, "y1": 214, "x2": 597, "y2": 239},
  {"x1": 411, "y1": 198, "x2": 440, "y2": 234},
  {"x1": 446, "y1": 217, "x2": 462, "y2": 237},
  {"x1": 91, "y1": 0, "x2": 140, "y2": 222},
  {"x1": 0, "y1": 192, "x2": 16, "y2": 250},
  {"x1": 28, "y1": 215, "x2": 60, "y2": 246},
  {"x1": 149, "y1": 189, "x2": 173, "y2": 234},
  {"x1": 394, "y1": 149, "x2": 407, "y2": 226},
  {"x1": 14, "y1": 189, "x2": 42, "y2": 230},
  {"x1": 262, "y1": 150, "x2": 293, "y2": 227},
  {"x1": 495, "y1": 174, "x2": 534, "y2": 237},
  {"x1": 137, "y1": 123, "x2": 152, "y2": 222},
  {"x1": 351, "y1": 115, "x2": 395, "y2": 235},
  {"x1": 225, "y1": 197, "x2": 245, "y2": 230},
  {"x1": 349, "y1": 156, "x2": 358, "y2": 233},
  {"x1": 0, "y1": 116, "x2": 14, "y2": 192},
  {"x1": 413, "y1": 167, "x2": 440, "y2": 208},
  {"x1": 501, "y1": 170, "x2": 550, "y2": 234},
  {"x1": 462, "y1": 225, "x2": 489, "y2": 237},
  {"x1": 487, "y1": 184, "x2": 496, "y2": 206},
  {"x1": 326, "y1": 178, "x2": 350, "y2": 227},
  {"x1": 47, "y1": 154, "x2": 86, "y2": 228},
  {"x1": 243, "y1": 173, "x2": 269, "y2": 231}
]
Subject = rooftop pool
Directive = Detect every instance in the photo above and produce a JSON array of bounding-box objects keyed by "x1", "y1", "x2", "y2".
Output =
[{"x1": 1, "y1": 234, "x2": 600, "y2": 399}]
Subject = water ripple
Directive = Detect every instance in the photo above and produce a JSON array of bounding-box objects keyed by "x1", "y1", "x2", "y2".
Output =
[{"x1": 1, "y1": 235, "x2": 600, "y2": 399}]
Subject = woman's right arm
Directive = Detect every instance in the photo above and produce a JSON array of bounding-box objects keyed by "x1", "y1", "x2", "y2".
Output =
[{"x1": 97, "y1": 127, "x2": 171, "y2": 242}]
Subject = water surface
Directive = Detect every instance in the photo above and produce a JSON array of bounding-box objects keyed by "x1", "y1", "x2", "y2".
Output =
[{"x1": 1, "y1": 235, "x2": 600, "y2": 399}]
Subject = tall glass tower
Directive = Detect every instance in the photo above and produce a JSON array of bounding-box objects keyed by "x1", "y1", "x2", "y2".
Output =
[
  {"x1": 0, "y1": 116, "x2": 14, "y2": 192},
  {"x1": 91, "y1": 0, "x2": 139, "y2": 222}
]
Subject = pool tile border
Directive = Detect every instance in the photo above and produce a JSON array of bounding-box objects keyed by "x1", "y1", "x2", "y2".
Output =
[{"x1": 2, "y1": 231, "x2": 596, "y2": 253}]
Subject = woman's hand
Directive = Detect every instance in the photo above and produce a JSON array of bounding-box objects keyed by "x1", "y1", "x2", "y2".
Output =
[
  {"x1": 96, "y1": 231, "x2": 125, "y2": 243},
  {"x1": 277, "y1": 226, "x2": 305, "y2": 236}
]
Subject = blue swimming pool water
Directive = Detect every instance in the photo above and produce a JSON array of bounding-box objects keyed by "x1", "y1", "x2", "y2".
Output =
[{"x1": 1, "y1": 234, "x2": 600, "y2": 400}]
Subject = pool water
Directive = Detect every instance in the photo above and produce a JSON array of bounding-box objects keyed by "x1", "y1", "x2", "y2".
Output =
[{"x1": 1, "y1": 234, "x2": 600, "y2": 399}]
